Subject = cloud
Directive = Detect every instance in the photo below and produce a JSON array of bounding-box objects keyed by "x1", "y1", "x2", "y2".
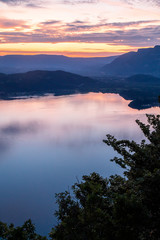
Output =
[
  {"x1": 124, "y1": 0, "x2": 160, "y2": 7},
  {"x1": 0, "y1": 24, "x2": 160, "y2": 47},
  {"x1": 0, "y1": 0, "x2": 43, "y2": 7},
  {"x1": 40, "y1": 20, "x2": 62, "y2": 25},
  {"x1": 62, "y1": 0, "x2": 98, "y2": 4},
  {"x1": 0, "y1": 0, "x2": 27, "y2": 5},
  {"x1": 65, "y1": 20, "x2": 159, "y2": 32},
  {"x1": 0, "y1": 18, "x2": 159, "y2": 48},
  {"x1": 0, "y1": 18, "x2": 28, "y2": 29},
  {"x1": 25, "y1": 2, "x2": 43, "y2": 7},
  {"x1": 0, "y1": 0, "x2": 99, "y2": 6},
  {"x1": 0, "y1": 0, "x2": 19, "y2": 4}
]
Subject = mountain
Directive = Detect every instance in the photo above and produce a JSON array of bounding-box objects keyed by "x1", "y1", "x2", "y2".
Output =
[
  {"x1": 102, "y1": 45, "x2": 160, "y2": 77},
  {"x1": 0, "y1": 55, "x2": 117, "y2": 76},
  {"x1": 0, "y1": 70, "x2": 107, "y2": 97}
]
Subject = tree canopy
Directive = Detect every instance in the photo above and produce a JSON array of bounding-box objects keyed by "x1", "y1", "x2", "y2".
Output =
[
  {"x1": 50, "y1": 114, "x2": 160, "y2": 240},
  {"x1": 0, "y1": 219, "x2": 47, "y2": 240}
]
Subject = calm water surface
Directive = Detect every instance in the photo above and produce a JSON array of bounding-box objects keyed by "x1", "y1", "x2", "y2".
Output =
[{"x1": 0, "y1": 93, "x2": 159, "y2": 235}]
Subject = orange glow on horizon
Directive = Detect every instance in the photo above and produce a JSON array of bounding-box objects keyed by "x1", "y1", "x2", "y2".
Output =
[
  {"x1": 0, "y1": 42, "x2": 141, "y2": 57},
  {"x1": 0, "y1": 0, "x2": 159, "y2": 58}
]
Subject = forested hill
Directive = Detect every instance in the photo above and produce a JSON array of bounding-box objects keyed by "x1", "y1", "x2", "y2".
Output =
[{"x1": 0, "y1": 70, "x2": 107, "y2": 95}]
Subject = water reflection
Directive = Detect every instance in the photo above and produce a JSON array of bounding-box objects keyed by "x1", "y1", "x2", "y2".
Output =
[
  {"x1": 0, "y1": 122, "x2": 42, "y2": 135},
  {"x1": 0, "y1": 138, "x2": 10, "y2": 154},
  {"x1": 0, "y1": 121, "x2": 44, "y2": 156},
  {"x1": 0, "y1": 93, "x2": 159, "y2": 235}
]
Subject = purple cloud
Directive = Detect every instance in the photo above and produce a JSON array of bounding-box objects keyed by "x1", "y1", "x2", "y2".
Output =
[
  {"x1": 0, "y1": 0, "x2": 43, "y2": 7},
  {"x1": 0, "y1": 22, "x2": 159, "y2": 47}
]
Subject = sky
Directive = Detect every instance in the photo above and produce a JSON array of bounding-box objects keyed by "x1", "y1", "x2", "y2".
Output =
[{"x1": 0, "y1": 0, "x2": 160, "y2": 57}]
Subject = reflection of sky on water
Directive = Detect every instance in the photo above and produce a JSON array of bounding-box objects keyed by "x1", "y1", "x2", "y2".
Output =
[{"x1": 0, "y1": 93, "x2": 159, "y2": 235}]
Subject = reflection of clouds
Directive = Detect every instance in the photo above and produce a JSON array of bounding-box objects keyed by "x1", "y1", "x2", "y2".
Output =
[
  {"x1": 49, "y1": 124, "x2": 100, "y2": 148},
  {"x1": 0, "y1": 121, "x2": 42, "y2": 136},
  {"x1": 50, "y1": 136, "x2": 99, "y2": 148},
  {"x1": 66, "y1": 93, "x2": 131, "y2": 110},
  {"x1": 0, "y1": 138, "x2": 11, "y2": 154},
  {"x1": 0, "y1": 93, "x2": 158, "y2": 152},
  {"x1": 48, "y1": 120, "x2": 140, "y2": 148},
  {"x1": 0, "y1": 121, "x2": 44, "y2": 155}
]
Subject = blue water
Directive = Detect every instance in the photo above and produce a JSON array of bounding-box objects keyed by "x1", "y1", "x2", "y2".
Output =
[{"x1": 0, "y1": 93, "x2": 159, "y2": 235}]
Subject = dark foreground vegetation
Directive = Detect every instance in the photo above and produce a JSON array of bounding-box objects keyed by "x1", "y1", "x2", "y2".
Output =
[
  {"x1": 1, "y1": 114, "x2": 160, "y2": 239},
  {"x1": 0, "y1": 220, "x2": 47, "y2": 240}
]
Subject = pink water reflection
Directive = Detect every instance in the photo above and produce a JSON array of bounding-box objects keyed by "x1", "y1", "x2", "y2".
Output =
[{"x1": 0, "y1": 92, "x2": 158, "y2": 147}]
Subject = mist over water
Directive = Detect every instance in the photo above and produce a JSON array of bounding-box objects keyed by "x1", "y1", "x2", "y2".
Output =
[{"x1": 0, "y1": 93, "x2": 159, "y2": 235}]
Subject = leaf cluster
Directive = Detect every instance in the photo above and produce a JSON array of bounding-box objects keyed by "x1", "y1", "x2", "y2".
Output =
[{"x1": 0, "y1": 219, "x2": 47, "y2": 240}]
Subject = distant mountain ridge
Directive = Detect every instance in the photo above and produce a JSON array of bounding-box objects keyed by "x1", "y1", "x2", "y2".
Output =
[
  {"x1": 0, "y1": 54, "x2": 117, "y2": 76},
  {"x1": 102, "y1": 45, "x2": 160, "y2": 77}
]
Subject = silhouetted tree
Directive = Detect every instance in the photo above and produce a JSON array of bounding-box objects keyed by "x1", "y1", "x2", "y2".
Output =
[{"x1": 0, "y1": 219, "x2": 47, "y2": 240}]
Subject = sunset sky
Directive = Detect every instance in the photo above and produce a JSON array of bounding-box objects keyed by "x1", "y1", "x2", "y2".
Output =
[{"x1": 0, "y1": 0, "x2": 160, "y2": 57}]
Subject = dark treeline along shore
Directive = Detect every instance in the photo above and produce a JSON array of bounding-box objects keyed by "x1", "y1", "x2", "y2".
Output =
[
  {"x1": 0, "y1": 70, "x2": 105, "y2": 96},
  {"x1": 0, "y1": 45, "x2": 160, "y2": 109},
  {"x1": 0, "y1": 70, "x2": 160, "y2": 110}
]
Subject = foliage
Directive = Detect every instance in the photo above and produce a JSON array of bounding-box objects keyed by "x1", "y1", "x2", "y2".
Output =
[
  {"x1": 50, "y1": 114, "x2": 160, "y2": 240},
  {"x1": 0, "y1": 219, "x2": 47, "y2": 240}
]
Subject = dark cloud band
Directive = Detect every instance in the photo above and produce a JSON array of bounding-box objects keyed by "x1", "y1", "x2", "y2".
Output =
[
  {"x1": 0, "y1": 0, "x2": 25, "y2": 5},
  {"x1": 62, "y1": 0, "x2": 98, "y2": 4},
  {"x1": 125, "y1": 0, "x2": 160, "y2": 6},
  {"x1": 0, "y1": 24, "x2": 159, "y2": 47},
  {"x1": 0, "y1": 0, "x2": 42, "y2": 7}
]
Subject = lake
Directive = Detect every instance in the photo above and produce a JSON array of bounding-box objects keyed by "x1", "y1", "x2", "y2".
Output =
[{"x1": 0, "y1": 92, "x2": 159, "y2": 236}]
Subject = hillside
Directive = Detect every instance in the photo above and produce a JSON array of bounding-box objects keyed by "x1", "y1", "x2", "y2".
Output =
[
  {"x1": 102, "y1": 46, "x2": 160, "y2": 77},
  {"x1": 0, "y1": 70, "x2": 107, "y2": 97}
]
